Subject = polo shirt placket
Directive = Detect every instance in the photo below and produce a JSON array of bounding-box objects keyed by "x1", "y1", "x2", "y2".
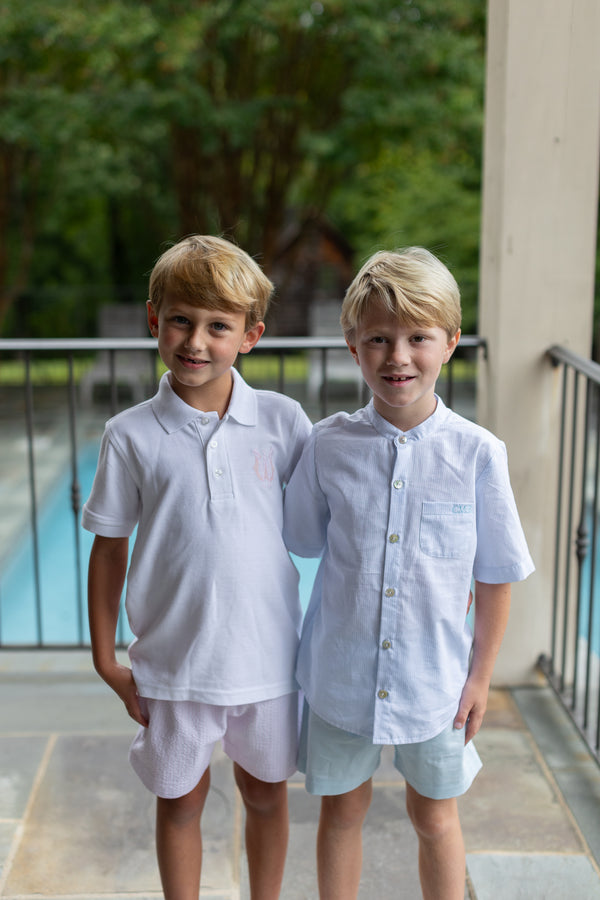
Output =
[{"x1": 204, "y1": 422, "x2": 234, "y2": 500}]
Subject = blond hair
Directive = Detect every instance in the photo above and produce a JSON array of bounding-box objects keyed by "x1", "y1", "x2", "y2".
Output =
[
  {"x1": 341, "y1": 247, "x2": 461, "y2": 339},
  {"x1": 148, "y1": 235, "x2": 273, "y2": 328}
]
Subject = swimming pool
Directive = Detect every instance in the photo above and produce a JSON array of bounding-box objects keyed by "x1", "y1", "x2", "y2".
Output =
[
  {"x1": 0, "y1": 445, "x2": 320, "y2": 646},
  {"x1": 2, "y1": 447, "x2": 598, "y2": 658}
]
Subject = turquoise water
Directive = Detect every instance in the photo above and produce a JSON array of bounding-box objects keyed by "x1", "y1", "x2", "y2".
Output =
[
  {"x1": 0, "y1": 445, "x2": 319, "y2": 646},
  {"x1": 3, "y1": 446, "x2": 598, "y2": 656}
]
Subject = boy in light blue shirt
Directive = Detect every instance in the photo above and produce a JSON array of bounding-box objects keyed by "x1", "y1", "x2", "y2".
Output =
[{"x1": 284, "y1": 247, "x2": 534, "y2": 899}]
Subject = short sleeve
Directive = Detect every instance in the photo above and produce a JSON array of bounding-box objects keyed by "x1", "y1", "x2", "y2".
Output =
[
  {"x1": 473, "y1": 443, "x2": 534, "y2": 583},
  {"x1": 81, "y1": 429, "x2": 141, "y2": 537}
]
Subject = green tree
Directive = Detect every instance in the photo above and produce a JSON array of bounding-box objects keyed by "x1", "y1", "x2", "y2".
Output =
[
  {"x1": 145, "y1": 0, "x2": 486, "y2": 270},
  {"x1": 0, "y1": 0, "x2": 486, "y2": 335}
]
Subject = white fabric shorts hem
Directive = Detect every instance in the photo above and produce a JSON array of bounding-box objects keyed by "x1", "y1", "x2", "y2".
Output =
[
  {"x1": 298, "y1": 703, "x2": 482, "y2": 800},
  {"x1": 129, "y1": 693, "x2": 300, "y2": 799}
]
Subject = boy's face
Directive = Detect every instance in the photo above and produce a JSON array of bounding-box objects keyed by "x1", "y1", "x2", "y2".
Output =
[
  {"x1": 147, "y1": 294, "x2": 264, "y2": 414},
  {"x1": 346, "y1": 302, "x2": 460, "y2": 431}
]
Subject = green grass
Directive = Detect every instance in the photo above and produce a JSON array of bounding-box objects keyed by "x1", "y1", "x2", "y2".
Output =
[
  {"x1": 0, "y1": 357, "x2": 94, "y2": 386},
  {"x1": 0, "y1": 353, "x2": 476, "y2": 387},
  {"x1": 0, "y1": 352, "x2": 311, "y2": 386}
]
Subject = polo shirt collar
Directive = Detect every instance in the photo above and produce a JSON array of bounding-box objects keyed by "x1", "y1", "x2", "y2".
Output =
[
  {"x1": 366, "y1": 394, "x2": 451, "y2": 441},
  {"x1": 151, "y1": 368, "x2": 257, "y2": 433},
  {"x1": 225, "y1": 368, "x2": 258, "y2": 425}
]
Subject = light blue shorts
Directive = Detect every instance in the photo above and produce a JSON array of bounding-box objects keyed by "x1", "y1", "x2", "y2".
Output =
[{"x1": 298, "y1": 704, "x2": 482, "y2": 800}]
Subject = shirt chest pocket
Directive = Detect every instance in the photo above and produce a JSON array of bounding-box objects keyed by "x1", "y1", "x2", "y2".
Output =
[{"x1": 419, "y1": 501, "x2": 475, "y2": 559}]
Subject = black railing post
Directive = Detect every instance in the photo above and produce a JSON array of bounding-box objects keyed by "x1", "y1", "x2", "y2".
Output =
[
  {"x1": 561, "y1": 370, "x2": 579, "y2": 692},
  {"x1": 24, "y1": 352, "x2": 43, "y2": 645},
  {"x1": 67, "y1": 353, "x2": 84, "y2": 645},
  {"x1": 573, "y1": 379, "x2": 592, "y2": 709},
  {"x1": 551, "y1": 362, "x2": 569, "y2": 678},
  {"x1": 583, "y1": 383, "x2": 600, "y2": 732}
]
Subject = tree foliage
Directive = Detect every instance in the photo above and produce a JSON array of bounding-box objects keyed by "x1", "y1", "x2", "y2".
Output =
[{"x1": 0, "y1": 0, "x2": 486, "y2": 336}]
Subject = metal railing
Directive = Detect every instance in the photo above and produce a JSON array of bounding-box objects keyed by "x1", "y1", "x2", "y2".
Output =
[
  {"x1": 0, "y1": 335, "x2": 484, "y2": 649},
  {"x1": 539, "y1": 345, "x2": 600, "y2": 764}
]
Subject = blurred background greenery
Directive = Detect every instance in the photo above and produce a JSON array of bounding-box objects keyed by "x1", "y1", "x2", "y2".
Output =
[{"x1": 1, "y1": 0, "x2": 488, "y2": 339}]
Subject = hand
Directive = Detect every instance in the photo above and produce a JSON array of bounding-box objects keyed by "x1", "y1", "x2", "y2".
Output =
[
  {"x1": 453, "y1": 673, "x2": 489, "y2": 744},
  {"x1": 101, "y1": 661, "x2": 149, "y2": 727}
]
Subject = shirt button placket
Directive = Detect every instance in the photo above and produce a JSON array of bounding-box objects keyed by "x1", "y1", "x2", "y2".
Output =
[
  {"x1": 206, "y1": 434, "x2": 231, "y2": 496},
  {"x1": 207, "y1": 439, "x2": 219, "y2": 477},
  {"x1": 374, "y1": 438, "x2": 407, "y2": 741}
]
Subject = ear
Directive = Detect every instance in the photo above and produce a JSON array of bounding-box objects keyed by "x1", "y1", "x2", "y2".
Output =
[
  {"x1": 443, "y1": 329, "x2": 461, "y2": 364},
  {"x1": 238, "y1": 321, "x2": 266, "y2": 355},
  {"x1": 147, "y1": 301, "x2": 159, "y2": 337},
  {"x1": 345, "y1": 335, "x2": 361, "y2": 366}
]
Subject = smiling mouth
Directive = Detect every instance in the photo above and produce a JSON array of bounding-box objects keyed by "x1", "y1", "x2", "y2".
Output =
[
  {"x1": 383, "y1": 375, "x2": 414, "y2": 383},
  {"x1": 178, "y1": 354, "x2": 208, "y2": 367}
]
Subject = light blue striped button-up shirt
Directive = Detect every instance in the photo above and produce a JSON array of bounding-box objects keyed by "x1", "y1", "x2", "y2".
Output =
[{"x1": 284, "y1": 397, "x2": 534, "y2": 744}]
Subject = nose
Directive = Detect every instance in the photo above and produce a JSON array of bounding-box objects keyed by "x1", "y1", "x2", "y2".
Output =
[
  {"x1": 387, "y1": 339, "x2": 410, "y2": 366},
  {"x1": 185, "y1": 324, "x2": 206, "y2": 352}
]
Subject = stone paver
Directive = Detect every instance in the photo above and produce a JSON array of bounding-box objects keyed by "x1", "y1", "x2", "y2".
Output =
[{"x1": 0, "y1": 655, "x2": 599, "y2": 898}]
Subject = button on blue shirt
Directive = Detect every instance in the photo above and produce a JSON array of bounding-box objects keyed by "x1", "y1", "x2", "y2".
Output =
[{"x1": 283, "y1": 398, "x2": 534, "y2": 744}]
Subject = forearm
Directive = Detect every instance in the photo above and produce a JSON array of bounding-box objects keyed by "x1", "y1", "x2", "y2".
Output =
[
  {"x1": 469, "y1": 581, "x2": 511, "y2": 685},
  {"x1": 454, "y1": 581, "x2": 511, "y2": 740},
  {"x1": 87, "y1": 535, "x2": 147, "y2": 726},
  {"x1": 88, "y1": 535, "x2": 129, "y2": 679}
]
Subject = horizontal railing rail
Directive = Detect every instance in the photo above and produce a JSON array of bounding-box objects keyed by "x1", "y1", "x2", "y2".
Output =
[
  {"x1": 539, "y1": 345, "x2": 600, "y2": 764},
  {"x1": 0, "y1": 334, "x2": 484, "y2": 650}
]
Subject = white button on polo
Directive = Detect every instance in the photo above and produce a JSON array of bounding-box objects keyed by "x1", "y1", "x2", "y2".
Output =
[
  {"x1": 378, "y1": 689, "x2": 388, "y2": 700},
  {"x1": 385, "y1": 588, "x2": 395, "y2": 597},
  {"x1": 201, "y1": 417, "x2": 210, "y2": 425},
  {"x1": 393, "y1": 480, "x2": 403, "y2": 490},
  {"x1": 210, "y1": 440, "x2": 218, "y2": 449},
  {"x1": 398, "y1": 435, "x2": 407, "y2": 444},
  {"x1": 214, "y1": 468, "x2": 223, "y2": 477},
  {"x1": 389, "y1": 533, "x2": 399, "y2": 543}
]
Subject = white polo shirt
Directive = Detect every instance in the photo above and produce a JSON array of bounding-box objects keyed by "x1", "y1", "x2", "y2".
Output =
[
  {"x1": 83, "y1": 369, "x2": 312, "y2": 705},
  {"x1": 283, "y1": 397, "x2": 534, "y2": 744}
]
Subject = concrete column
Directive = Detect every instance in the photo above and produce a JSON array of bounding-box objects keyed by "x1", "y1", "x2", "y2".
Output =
[{"x1": 478, "y1": 0, "x2": 600, "y2": 683}]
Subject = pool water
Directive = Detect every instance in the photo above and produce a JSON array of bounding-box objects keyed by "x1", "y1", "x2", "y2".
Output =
[
  {"x1": 3, "y1": 447, "x2": 597, "y2": 657},
  {"x1": 0, "y1": 445, "x2": 320, "y2": 646}
]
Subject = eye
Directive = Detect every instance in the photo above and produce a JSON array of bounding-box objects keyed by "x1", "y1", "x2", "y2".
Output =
[
  {"x1": 172, "y1": 315, "x2": 190, "y2": 325},
  {"x1": 410, "y1": 334, "x2": 427, "y2": 343},
  {"x1": 211, "y1": 321, "x2": 230, "y2": 332},
  {"x1": 369, "y1": 335, "x2": 386, "y2": 344}
]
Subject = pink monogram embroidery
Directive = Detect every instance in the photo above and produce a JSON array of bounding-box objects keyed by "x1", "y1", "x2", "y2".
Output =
[{"x1": 253, "y1": 447, "x2": 275, "y2": 482}]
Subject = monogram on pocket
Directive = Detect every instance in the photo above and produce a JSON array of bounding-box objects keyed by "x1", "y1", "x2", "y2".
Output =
[{"x1": 419, "y1": 501, "x2": 475, "y2": 559}]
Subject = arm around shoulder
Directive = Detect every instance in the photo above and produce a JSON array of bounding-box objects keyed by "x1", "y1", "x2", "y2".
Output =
[{"x1": 283, "y1": 430, "x2": 328, "y2": 558}]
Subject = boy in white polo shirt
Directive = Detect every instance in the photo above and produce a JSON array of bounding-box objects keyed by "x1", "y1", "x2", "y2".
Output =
[
  {"x1": 83, "y1": 235, "x2": 311, "y2": 899},
  {"x1": 283, "y1": 247, "x2": 534, "y2": 899}
]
